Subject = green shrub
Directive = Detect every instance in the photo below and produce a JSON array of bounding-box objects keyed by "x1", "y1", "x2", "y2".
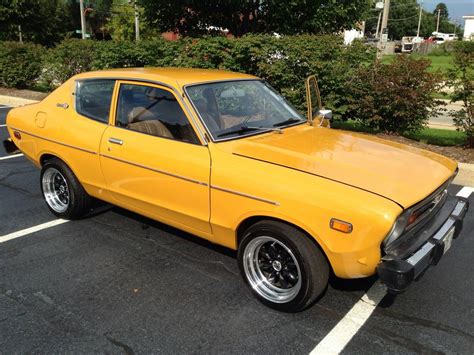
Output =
[
  {"x1": 345, "y1": 55, "x2": 444, "y2": 134},
  {"x1": 429, "y1": 41, "x2": 456, "y2": 56},
  {"x1": 42, "y1": 39, "x2": 98, "y2": 89},
  {"x1": 0, "y1": 41, "x2": 45, "y2": 89}
]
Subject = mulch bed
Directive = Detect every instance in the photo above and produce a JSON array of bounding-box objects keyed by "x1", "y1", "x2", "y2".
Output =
[{"x1": 1, "y1": 88, "x2": 472, "y2": 163}]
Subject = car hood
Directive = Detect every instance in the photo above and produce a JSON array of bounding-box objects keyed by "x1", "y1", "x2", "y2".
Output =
[{"x1": 221, "y1": 125, "x2": 457, "y2": 208}]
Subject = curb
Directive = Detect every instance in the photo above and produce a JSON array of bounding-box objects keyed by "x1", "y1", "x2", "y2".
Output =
[
  {"x1": 455, "y1": 163, "x2": 474, "y2": 187},
  {"x1": 0, "y1": 95, "x2": 39, "y2": 107}
]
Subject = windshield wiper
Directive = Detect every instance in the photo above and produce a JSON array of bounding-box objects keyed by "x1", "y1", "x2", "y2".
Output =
[
  {"x1": 273, "y1": 117, "x2": 303, "y2": 127},
  {"x1": 217, "y1": 125, "x2": 282, "y2": 138}
]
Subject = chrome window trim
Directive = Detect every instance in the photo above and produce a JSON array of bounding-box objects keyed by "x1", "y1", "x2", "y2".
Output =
[
  {"x1": 183, "y1": 79, "x2": 307, "y2": 143},
  {"x1": 211, "y1": 185, "x2": 280, "y2": 206},
  {"x1": 10, "y1": 127, "x2": 97, "y2": 155},
  {"x1": 73, "y1": 76, "x2": 208, "y2": 146},
  {"x1": 113, "y1": 82, "x2": 201, "y2": 146},
  {"x1": 100, "y1": 153, "x2": 208, "y2": 186}
]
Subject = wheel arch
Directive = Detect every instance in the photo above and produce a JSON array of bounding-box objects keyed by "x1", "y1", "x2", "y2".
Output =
[
  {"x1": 40, "y1": 153, "x2": 60, "y2": 166},
  {"x1": 235, "y1": 215, "x2": 333, "y2": 272}
]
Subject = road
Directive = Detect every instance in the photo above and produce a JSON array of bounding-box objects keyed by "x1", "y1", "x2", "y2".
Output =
[
  {"x1": 1, "y1": 107, "x2": 473, "y2": 353},
  {"x1": 429, "y1": 100, "x2": 463, "y2": 129}
]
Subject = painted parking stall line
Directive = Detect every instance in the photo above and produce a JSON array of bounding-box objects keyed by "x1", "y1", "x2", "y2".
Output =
[
  {"x1": 0, "y1": 219, "x2": 69, "y2": 243},
  {"x1": 0, "y1": 124, "x2": 6, "y2": 127},
  {"x1": 310, "y1": 280, "x2": 387, "y2": 355},
  {"x1": 0, "y1": 153, "x2": 23, "y2": 161},
  {"x1": 457, "y1": 186, "x2": 474, "y2": 199},
  {"x1": 311, "y1": 186, "x2": 473, "y2": 355}
]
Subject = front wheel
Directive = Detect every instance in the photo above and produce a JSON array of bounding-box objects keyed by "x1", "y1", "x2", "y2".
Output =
[
  {"x1": 40, "y1": 158, "x2": 91, "y2": 219},
  {"x1": 238, "y1": 220, "x2": 329, "y2": 312}
]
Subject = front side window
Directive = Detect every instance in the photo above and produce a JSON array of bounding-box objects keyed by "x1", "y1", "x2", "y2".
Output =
[
  {"x1": 75, "y1": 79, "x2": 115, "y2": 123},
  {"x1": 186, "y1": 80, "x2": 305, "y2": 141},
  {"x1": 116, "y1": 84, "x2": 199, "y2": 144}
]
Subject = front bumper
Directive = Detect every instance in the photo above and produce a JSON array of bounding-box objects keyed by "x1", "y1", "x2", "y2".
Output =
[{"x1": 377, "y1": 195, "x2": 469, "y2": 293}]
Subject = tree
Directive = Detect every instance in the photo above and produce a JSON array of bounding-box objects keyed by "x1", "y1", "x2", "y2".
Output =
[
  {"x1": 105, "y1": 0, "x2": 158, "y2": 40},
  {"x1": 447, "y1": 42, "x2": 474, "y2": 148},
  {"x1": 0, "y1": 0, "x2": 70, "y2": 46},
  {"x1": 137, "y1": 0, "x2": 371, "y2": 36},
  {"x1": 433, "y1": 3, "x2": 448, "y2": 19},
  {"x1": 364, "y1": 0, "x2": 460, "y2": 40}
]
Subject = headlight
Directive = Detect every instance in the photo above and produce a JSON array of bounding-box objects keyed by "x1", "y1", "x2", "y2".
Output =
[{"x1": 382, "y1": 210, "x2": 410, "y2": 248}]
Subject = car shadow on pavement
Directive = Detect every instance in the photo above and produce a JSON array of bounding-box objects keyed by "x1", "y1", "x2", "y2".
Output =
[{"x1": 109, "y1": 206, "x2": 237, "y2": 259}]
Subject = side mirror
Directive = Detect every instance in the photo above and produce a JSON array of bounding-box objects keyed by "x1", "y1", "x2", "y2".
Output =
[
  {"x1": 317, "y1": 109, "x2": 332, "y2": 128},
  {"x1": 318, "y1": 109, "x2": 332, "y2": 120},
  {"x1": 305, "y1": 75, "x2": 322, "y2": 126}
]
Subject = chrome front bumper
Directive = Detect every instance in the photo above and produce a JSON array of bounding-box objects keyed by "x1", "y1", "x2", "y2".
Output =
[{"x1": 377, "y1": 196, "x2": 469, "y2": 293}]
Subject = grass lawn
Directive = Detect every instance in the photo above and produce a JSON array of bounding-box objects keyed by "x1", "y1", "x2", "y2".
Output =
[
  {"x1": 381, "y1": 54, "x2": 454, "y2": 73},
  {"x1": 331, "y1": 120, "x2": 466, "y2": 146}
]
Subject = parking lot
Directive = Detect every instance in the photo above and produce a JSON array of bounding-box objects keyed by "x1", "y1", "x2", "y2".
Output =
[{"x1": 1, "y1": 105, "x2": 473, "y2": 353}]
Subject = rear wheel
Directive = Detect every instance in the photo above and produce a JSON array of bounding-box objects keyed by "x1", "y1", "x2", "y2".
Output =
[
  {"x1": 238, "y1": 220, "x2": 329, "y2": 312},
  {"x1": 40, "y1": 158, "x2": 91, "y2": 219}
]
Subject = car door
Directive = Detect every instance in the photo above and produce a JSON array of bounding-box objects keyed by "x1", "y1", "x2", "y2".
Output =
[{"x1": 99, "y1": 80, "x2": 212, "y2": 235}]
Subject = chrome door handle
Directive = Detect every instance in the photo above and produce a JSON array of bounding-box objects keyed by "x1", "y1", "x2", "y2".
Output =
[{"x1": 108, "y1": 137, "x2": 123, "y2": 145}]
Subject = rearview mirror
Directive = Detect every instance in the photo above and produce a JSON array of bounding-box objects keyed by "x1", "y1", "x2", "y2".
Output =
[{"x1": 220, "y1": 88, "x2": 245, "y2": 98}]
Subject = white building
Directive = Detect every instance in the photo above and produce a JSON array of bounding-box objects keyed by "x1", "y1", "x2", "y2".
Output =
[{"x1": 463, "y1": 15, "x2": 474, "y2": 41}]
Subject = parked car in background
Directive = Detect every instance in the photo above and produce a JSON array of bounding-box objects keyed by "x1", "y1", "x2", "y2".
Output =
[
  {"x1": 401, "y1": 36, "x2": 414, "y2": 52},
  {"x1": 4, "y1": 68, "x2": 469, "y2": 312}
]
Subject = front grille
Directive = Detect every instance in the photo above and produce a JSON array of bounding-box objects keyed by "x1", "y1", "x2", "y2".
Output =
[
  {"x1": 406, "y1": 189, "x2": 448, "y2": 231},
  {"x1": 383, "y1": 176, "x2": 454, "y2": 256}
]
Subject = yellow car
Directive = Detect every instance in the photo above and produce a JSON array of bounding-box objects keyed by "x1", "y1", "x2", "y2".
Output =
[{"x1": 4, "y1": 68, "x2": 469, "y2": 312}]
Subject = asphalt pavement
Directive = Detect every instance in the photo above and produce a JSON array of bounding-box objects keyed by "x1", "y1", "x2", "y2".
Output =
[{"x1": 1, "y1": 107, "x2": 473, "y2": 353}]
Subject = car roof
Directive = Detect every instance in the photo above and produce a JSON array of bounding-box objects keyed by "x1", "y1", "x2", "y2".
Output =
[{"x1": 73, "y1": 67, "x2": 258, "y2": 87}]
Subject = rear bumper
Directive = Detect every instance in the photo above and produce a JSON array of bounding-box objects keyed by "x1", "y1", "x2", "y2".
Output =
[
  {"x1": 377, "y1": 196, "x2": 469, "y2": 293},
  {"x1": 3, "y1": 137, "x2": 19, "y2": 154}
]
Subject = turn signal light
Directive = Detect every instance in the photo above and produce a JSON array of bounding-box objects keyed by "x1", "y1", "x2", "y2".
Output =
[{"x1": 330, "y1": 218, "x2": 353, "y2": 233}]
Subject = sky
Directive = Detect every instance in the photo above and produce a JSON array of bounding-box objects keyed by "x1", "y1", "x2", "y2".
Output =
[{"x1": 421, "y1": 0, "x2": 474, "y2": 24}]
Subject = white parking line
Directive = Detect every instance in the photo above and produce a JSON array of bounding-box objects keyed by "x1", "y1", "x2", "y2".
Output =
[
  {"x1": 457, "y1": 186, "x2": 474, "y2": 199},
  {"x1": 0, "y1": 219, "x2": 69, "y2": 243},
  {"x1": 0, "y1": 124, "x2": 6, "y2": 127},
  {"x1": 310, "y1": 280, "x2": 387, "y2": 355},
  {"x1": 0, "y1": 153, "x2": 23, "y2": 161},
  {"x1": 311, "y1": 186, "x2": 473, "y2": 354}
]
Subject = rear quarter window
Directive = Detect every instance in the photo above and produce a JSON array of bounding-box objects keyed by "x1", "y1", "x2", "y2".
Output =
[{"x1": 75, "y1": 79, "x2": 115, "y2": 123}]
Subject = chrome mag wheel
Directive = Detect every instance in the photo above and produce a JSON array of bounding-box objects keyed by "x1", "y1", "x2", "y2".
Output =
[
  {"x1": 42, "y1": 167, "x2": 70, "y2": 213},
  {"x1": 243, "y1": 236, "x2": 302, "y2": 304}
]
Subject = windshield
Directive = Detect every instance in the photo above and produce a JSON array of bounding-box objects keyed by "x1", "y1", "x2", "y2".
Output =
[{"x1": 185, "y1": 80, "x2": 305, "y2": 141}]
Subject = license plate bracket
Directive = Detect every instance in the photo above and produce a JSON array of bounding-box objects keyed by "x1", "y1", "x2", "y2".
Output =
[{"x1": 443, "y1": 227, "x2": 455, "y2": 255}]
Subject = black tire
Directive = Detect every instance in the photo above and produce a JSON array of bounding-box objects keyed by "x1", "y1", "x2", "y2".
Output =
[
  {"x1": 40, "y1": 158, "x2": 91, "y2": 219},
  {"x1": 238, "y1": 220, "x2": 329, "y2": 312}
]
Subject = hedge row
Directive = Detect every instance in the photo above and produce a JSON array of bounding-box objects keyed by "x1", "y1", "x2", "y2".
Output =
[
  {"x1": 0, "y1": 36, "x2": 373, "y2": 117},
  {"x1": 0, "y1": 36, "x2": 446, "y2": 135}
]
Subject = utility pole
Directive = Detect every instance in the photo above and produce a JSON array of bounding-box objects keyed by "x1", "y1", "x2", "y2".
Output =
[
  {"x1": 134, "y1": 1, "x2": 140, "y2": 41},
  {"x1": 416, "y1": 1, "x2": 423, "y2": 38},
  {"x1": 375, "y1": 10, "x2": 382, "y2": 39},
  {"x1": 79, "y1": 0, "x2": 86, "y2": 39},
  {"x1": 436, "y1": 8, "x2": 441, "y2": 33},
  {"x1": 377, "y1": 0, "x2": 390, "y2": 60}
]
